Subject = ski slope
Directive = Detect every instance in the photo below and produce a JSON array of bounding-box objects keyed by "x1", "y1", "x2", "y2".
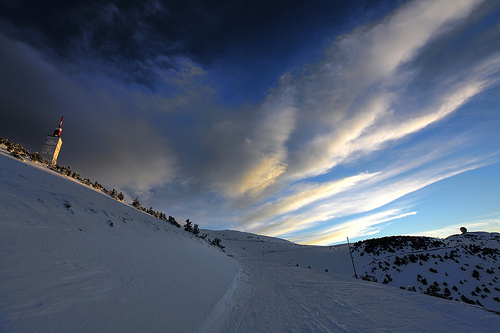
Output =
[
  {"x1": 204, "y1": 229, "x2": 500, "y2": 314},
  {"x1": 206, "y1": 259, "x2": 498, "y2": 332},
  {"x1": 202, "y1": 230, "x2": 500, "y2": 331},
  {"x1": 1, "y1": 146, "x2": 500, "y2": 332}
]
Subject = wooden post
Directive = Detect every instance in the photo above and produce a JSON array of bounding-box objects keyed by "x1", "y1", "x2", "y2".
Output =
[{"x1": 347, "y1": 237, "x2": 358, "y2": 279}]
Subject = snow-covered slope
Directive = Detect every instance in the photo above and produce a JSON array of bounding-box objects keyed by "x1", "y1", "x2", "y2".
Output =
[
  {"x1": 0, "y1": 148, "x2": 238, "y2": 332},
  {"x1": 204, "y1": 230, "x2": 500, "y2": 314},
  {"x1": 203, "y1": 229, "x2": 356, "y2": 276},
  {"x1": 351, "y1": 233, "x2": 500, "y2": 313},
  {"x1": 203, "y1": 229, "x2": 500, "y2": 331},
  {"x1": 2, "y1": 145, "x2": 500, "y2": 332}
]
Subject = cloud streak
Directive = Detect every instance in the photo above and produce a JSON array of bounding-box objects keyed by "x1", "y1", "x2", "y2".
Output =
[
  {"x1": 283, "y1": 0, "x2": 492, "y2": 181},
  {"x1": 247, "y1": 148, "x2": 495, "y2": 242},
  {"x1": 291, "y1": 209, "x2": 418, "y2": 245},
  {"x1": 203, "y1": 0, "x2": 498, "y2": 203}
]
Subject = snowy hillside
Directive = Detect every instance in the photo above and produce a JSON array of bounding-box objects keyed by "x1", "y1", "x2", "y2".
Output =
[
  {"x1": 204, "y1": 229, "x2": 500, "y2": 314},
  {"x1": 351, "y1": 233, "x2": 500, "y2": 313},
  {"x1": 203, "y1": 229, "x2": 356, "y2": 276},
  {"x1": 0, "y1": 147, "x2": 238, "y2": 332},
  {"x1": 2, "y1": 144, "x2": 500, "y2": 332}
]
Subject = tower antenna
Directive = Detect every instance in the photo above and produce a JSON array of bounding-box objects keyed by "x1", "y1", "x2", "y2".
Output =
[{"x1": 53, "y1": 117, "x2": 64, "y2": 137}]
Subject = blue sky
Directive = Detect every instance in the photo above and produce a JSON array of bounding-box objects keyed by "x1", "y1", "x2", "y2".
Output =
[{"x1": 1, "y1": 0, "x2": 499, "y2": 244}]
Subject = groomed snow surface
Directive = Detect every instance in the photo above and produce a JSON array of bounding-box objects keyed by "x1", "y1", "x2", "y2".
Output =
[{"x1": 1, "y1": 147, "x2": 499, "y2": 332}]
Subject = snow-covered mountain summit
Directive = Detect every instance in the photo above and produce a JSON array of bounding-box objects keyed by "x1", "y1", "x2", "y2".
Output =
[{"x1": 1, "y1": 142, "x2": 500, "y2": 332}]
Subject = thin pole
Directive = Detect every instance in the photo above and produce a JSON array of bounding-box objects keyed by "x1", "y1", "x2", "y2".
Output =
[{"x1": 347, "y1": 237, "x2": 358, "y2": 279}]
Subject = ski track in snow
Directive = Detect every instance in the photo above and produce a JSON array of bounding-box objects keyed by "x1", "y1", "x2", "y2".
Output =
[
  {"x1": 197, "y1": 263, "x2": 244, "y2": 333},
  {"x1": 205, "y1": 259, "x2": 500, "y2": 332}
]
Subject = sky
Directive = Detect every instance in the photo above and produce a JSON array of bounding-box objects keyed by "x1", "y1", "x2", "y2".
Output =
[{"x1": 0, "y1": 0, "x2": 499, "y2": 245}]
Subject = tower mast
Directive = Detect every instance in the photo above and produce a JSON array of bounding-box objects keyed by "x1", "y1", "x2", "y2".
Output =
[{"x1": 41, "y1": 117, "x2": 64, "y2": 166}]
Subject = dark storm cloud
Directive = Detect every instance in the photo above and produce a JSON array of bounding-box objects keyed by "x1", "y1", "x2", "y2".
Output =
[
  {"x1": 0, "y1": 0, "x2": 398, "y2": 96},
  {"x1": 0, "y1": 34, "x2": 178, "y2": 195}
]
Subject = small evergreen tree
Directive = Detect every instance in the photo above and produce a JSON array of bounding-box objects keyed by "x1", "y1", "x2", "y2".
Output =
[
  {"x1": 184, "y1": 219, "x2": 193, "y2": 232},
  {"x1": 29, "y1": 152, "x2": 44, "y2": 163},
  {"x1": 211, "y1": 238, "x2": 224, "y2": 249},
  {"x1": 192, "y1": 224, "x2": 200, "y2": 235},
  {"x1": 132, "y1": 197, "x2": 142, "y2": 209},
  {"x1": 168, "y1": 216, "x2": 181, "y2": 228}
]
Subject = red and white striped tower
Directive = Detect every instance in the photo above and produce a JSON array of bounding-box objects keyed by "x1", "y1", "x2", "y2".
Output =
[{"x1": 42, "y1": 117, "x2": 64, "y2": 166}]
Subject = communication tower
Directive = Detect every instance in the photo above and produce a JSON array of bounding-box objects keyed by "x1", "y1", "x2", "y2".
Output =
[{"x1": 41, "y1": 117, "x2": 64, "y2": 166}]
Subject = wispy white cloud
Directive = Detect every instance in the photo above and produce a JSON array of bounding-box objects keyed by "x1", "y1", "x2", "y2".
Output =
[
  {"x1": 284, "y1": 0, "x2": 493, "y2": 181},
  {"x1": 202, "y1": 0, "x2": 496, "y2": 202},
  {"x1": 291, "y1": 209, "x2": 418, "y2": 245},
  {"x1": 247, "y1": 148, "x2": 496, "y2": 242},
  {"x1": 202, "y1": 0, "x2": 498, "y2": 208},
  {"x1": 240, "y1": 171, "x2": 379, "y2": 228}
]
